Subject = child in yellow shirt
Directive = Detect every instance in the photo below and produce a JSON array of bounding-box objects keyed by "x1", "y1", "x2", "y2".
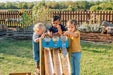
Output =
[{"x1": 64, "y1": 19, "x2": 82, "y2": 75}]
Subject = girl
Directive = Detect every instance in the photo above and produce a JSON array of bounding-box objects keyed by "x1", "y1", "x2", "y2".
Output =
[{"x1": 64, "y1": 20, "x2": 82, "y2": 75}]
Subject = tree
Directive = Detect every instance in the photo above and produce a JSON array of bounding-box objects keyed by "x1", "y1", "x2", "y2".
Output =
[
  {"x1": 90, "y1": 5, "x2": 102, "y2": 11},
  {"x1": 27, "y1": 2, "x2": 34, "y2": 9},
  {"x1": 65, "y1": 1, "x2": 74, "y2": 8},
  {"x1": 67, "y1": 5, "x2": 75, "y2": 11},
  {"x1": 0, "y1": 3, "x2": 5, "y2": 9},
  {"x1": 5, "y1": 2, "x2": 12, "y2": 9}
]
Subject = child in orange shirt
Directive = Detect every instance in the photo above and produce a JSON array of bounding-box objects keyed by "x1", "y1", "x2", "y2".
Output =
[{"x1": 64, "y1": 19, "x2": 82, "y2": 75}]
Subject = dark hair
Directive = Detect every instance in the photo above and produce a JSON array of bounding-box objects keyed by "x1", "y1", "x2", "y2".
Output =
[
  {"x1": 67, "y1": 19, "x2": 77, "y2": 26},
  {"x1": 52, "y1": 15, "x2": 60, "y2": 22}
]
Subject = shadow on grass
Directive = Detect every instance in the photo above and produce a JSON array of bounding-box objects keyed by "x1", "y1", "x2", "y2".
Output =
[{"x1": 83, "y1": 48, "x2": 107, "y2": 53}]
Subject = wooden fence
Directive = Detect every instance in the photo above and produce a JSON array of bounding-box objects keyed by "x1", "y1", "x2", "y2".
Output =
[
  {"x1": 49, "y1": 11, "x2": 113, "y2": 25},
  {"x1": 0, "y1": 11, "x2": 32, "y2": 27},
  {"x1": 0, "y1": 11, "x2": 113, "y2": 27}
]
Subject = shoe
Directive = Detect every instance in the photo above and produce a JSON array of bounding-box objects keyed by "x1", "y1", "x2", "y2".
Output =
[{"x1": 34, "y1": 68, "x2": 40, "y2": 75}]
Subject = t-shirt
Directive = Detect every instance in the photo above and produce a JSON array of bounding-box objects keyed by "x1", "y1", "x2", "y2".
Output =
[
  {"x1": 68, "y1": 30, "x2": 82, "y2": 53},
  {"x1": 32, "y1": 32, "x2": 41, "y2": 62},
  {"x1": 48, "y1": 24, "x2": 66, "y2": 33},
  {"x1": 33, "y1": 32, "x2": 41, "y2": 42}
]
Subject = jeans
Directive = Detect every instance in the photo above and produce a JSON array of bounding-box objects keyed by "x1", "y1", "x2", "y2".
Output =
[
  {"x1": 71, "y1": 52, "x2": 81, "y2": 75},
  {"x1": 33, "y1": 41, "x2": 40, "y2": 65}
]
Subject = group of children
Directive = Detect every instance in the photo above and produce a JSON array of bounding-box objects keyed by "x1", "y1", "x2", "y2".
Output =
[{"x1": 32, "y1": 15, "x2": 82, "y2": 75}]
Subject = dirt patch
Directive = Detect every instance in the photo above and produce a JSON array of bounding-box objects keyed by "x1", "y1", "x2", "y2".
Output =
[{"x1": 80, "y1": 32, "x2": 113, "y2": 42}]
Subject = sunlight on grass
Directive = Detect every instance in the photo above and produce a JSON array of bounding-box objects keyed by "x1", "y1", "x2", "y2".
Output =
[{"x1": 0, "y1": 38, "x2": 113, "y2": 75}]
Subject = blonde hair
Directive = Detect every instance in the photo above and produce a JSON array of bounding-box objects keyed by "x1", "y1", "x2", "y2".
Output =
[{"x1": 33, "y1": 23, "x2": 46, "y2": 32}]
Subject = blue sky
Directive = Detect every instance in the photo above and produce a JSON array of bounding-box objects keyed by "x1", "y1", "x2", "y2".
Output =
[{"x1": 0, "y1": 0, "x2": 102, "y2": 3}]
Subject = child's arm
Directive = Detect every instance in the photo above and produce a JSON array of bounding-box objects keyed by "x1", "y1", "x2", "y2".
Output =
[
  {"x1": 57, "y1": 25, "x2": 63, "y2": 34},
  {"x1": 33, "y1": 34, "x2": 45, "y2": 43},
  {"x1": 35, "y1": 38, "x2": 40, "y2": 43},
  {"x1": 64, "y1": 31, "x2": 79, "y2": 38},
  {"x1": 47, "y1": 30, "x2": 52, "y2": 37}
]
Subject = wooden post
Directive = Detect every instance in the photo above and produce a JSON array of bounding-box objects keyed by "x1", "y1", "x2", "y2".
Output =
[
  {"x1": 111, "y1": 11, "x2": 113, "y2": 24},
  {"x1": 39, "y1": 38, "x2": 45, "y2": 75},
  {"x1": 53, "y1": 48, "x2": 62, "y2": 75}
]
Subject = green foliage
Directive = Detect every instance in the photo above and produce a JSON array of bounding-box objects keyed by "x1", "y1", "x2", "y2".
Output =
[
  {"x1": 90, "y1": 2, "x2": 113, "y2": 11},
  {"x1": 27, "y1": 2, "x2": 34, "y2": 9},
  {"x1": 67, "y1": 5, "x2": 75, "y2": 11},
  {"x1": 0, "y1": 2, "x2": 34, "y2": 9},
  {"x1": 0, "y1": 1, "x2": 113, "y2": 11},
  {"x1": 94, "y1": 1, "x2": 102, "y2": 5},
  {"x1": 32, "y1": 3, "x2": 50, "y2": 23},
  {"x1": 19, "y1": 11, "x2": 33, "y2": 31},
  {"x1": 90, "y1": 5, "x2": 102, "y2": 11},
  {"x1": 4, "y1": 2, "x2": 18, "y2": 9}
]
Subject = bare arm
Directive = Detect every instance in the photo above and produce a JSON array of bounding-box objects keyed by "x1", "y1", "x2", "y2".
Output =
[
  {"x1": 47, "y1": 30, "x2": 52, "y2": 37},
  {"x1": 34, "y1": 34, "x2": 45, "y2": 43},
  {"x1": 35, "y1": 38, "x2": 40, "y2": 43},
  {"x1": 64, "y1": 31, "x2": 79, "y2": 38},
  {"x1": 57, "y1": 25, "x2": 62, "y2": 34}
]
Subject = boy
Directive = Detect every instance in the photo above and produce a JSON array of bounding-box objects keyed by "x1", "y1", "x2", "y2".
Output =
[
  {"x1": 48, "y1": 15, "x2": 66, "y2": 36},
  {"x1": 32, "y1": 23, "x2": 46, "y2": 73}
]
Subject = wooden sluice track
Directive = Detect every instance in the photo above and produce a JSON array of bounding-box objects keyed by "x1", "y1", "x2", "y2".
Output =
[{"x1": 39, "y1": 38, "x2": 71, "y2": 75}]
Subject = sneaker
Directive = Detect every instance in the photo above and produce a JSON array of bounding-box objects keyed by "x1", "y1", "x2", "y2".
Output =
[{"x1": 35, "y1": 68, "x2": 40, "y2": 75}]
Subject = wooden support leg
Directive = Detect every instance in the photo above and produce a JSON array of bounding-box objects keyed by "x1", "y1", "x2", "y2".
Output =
[
  {"x1": 53, "y1": 48, "x2": 62, "y2": 75},
  {"x1": 40, "y1": 39, "x2": 45, "y2": 75},
  {"x1": 44, "y1": 48, "x2": 54, "y2": 75},
  {"x1": 61, "y1": 49, "x2": 71, "y2": 75}
]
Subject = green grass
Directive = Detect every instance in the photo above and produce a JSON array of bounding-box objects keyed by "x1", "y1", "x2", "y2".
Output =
[
  {"x1": 0, "y1": 38, "x2": 35, "y2": 75},
  {"x1": 0, "y1": 38, "x2": 113, "y2": 75}
]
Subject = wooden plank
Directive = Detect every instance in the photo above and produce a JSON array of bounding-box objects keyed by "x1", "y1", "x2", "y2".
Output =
[
  {"x1": 61, "y1": 48, "x2": 71, "y2": 75},
  {"x1": 53, "y1": 48, "x2": 62, "y2": 75},
  {"x1": 44, "y1": 48, "x2": 54, "y2": 75},
  {"x1": 9, "y1": 72, "x2": 31, "y2": 75},
  {"x1": 112, "y1": 11, "x2": 113, "y2": 24},
  {"x1": 39, "y1": 38, "x2": 45, "y2": 75},
  {"x1": 80, "y1": 11, "x2": 82, "y2": 24},
  {"x1": 64, "y1": 11, "x2": 66, "y2": 26},
  {"x1": 63, "y1": 11, "x2": 64, "y2": 25}
]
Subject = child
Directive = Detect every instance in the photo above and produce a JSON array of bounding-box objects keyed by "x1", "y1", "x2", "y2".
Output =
[
  {"x1": 32, "y1": 23, "x2": 46, "y2": 71},
  {"x1": 48, "y1": 15, "x2": 66, "y2": 36},
  {"x1": 64, "y1": 20, "x2": 82, "y2": 75}
]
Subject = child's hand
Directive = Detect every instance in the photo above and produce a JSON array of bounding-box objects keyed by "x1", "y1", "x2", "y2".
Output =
[
  {"x1": 47, "y1": 31, "x2": 52, "y2": 37},
  {"x1": 57, "y1": 24, "x2": 61, "y2": 29},
  {"x1": 41, "y1": 34, "x2": 45, "y2": 38},
  {"x1": 64, "y1": 32, "x2": 70, "y2": 36},
  {"x1": 53, "y1": 32, "x2": 60, "y2": 36},
  {"x1": 35, "y1": 38, "x2": 39, "y2": 42}
]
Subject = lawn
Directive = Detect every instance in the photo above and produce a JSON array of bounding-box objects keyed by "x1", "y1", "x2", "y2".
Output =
[{"x1": 0, "y1": 38, "x2": 113, "y2": 75}]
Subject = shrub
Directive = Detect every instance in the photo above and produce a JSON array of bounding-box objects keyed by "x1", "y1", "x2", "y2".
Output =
[{"x1": 77, "y1": 23, "x2": 104, "y2": 33}]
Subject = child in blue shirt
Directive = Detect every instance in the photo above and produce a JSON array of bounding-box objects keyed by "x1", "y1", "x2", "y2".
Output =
[
  {"x1": 48, "y1": 15, "x2": 66, "y2": 36},
  {"x1": 32, "y1": 23, "x2": 46, "y2": 71}
]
